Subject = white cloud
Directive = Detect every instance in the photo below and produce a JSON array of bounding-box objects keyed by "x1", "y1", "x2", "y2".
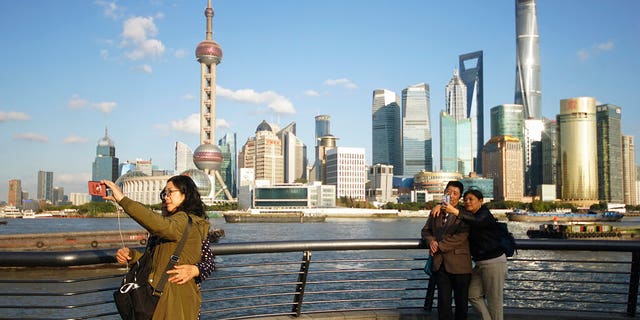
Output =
[
  {"x1": 169, "y1": 113, "x2": 200, "y2": 134},
  {"x1": 95, "y1": 0, "x2": 123, "y2": 19},
  {"x1": 0, "y1": 111, "x2": 30, "y2": 122},
  {"x1": 93, "y1": 102, "x2": 117, "y2": 113},
  {"x1": 175, "y1": 48, "x2": 187, "y2": 58},
  {"x1": 63, "y1": 135, "x2": 89, "y2": 144},
  {"x1": 121, "y1": 17, "x2": 165, "y2": 60},
  {"x1": 68, "y1": 94, "x2": 88, "y2": 109},
  {"x1": 216, "y1": 118, "x2": 231, "y2": 129},
  {"x1": 217, "y1": 85, "x2": 296, "y2": 115},
  {"x1": 303, "y1": 90, "x2": 320, "y2": 97},
  {"x1": 323, "y1": 78, "x2": 357, "y2": 89},
  {"x1": 578, "y1": 40, "x2": 615, "y2": 62},
  {"x1": 100, "y1": 49, "x2": 109, "y2": 60},
  {"x1": 14, "y1": 132, "x2": 48, "y2": 142},
  {"x1": 182, "y1": 94, "x2": 196, "y2": 100},
  {"x1": 132, "y1": 64, "x2": 153, "y2": 73}
]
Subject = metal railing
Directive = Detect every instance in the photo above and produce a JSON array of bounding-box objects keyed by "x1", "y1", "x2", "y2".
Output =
[{"x1": 0, "y1": 239, "x2": 639, "y2": 319}]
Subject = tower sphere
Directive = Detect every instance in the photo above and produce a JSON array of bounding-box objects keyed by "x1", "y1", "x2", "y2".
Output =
[
  {"x1": 196, "y1": 40, "x2": 223, "y2": 65},
  {"x1": 193, "y1": 143, "x2": 223, "y2": 171},
  {"x1": 180, "y1": 169, "x2": 212, "y2": 197}
]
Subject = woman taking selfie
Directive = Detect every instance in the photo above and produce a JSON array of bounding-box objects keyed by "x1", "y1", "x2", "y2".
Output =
[{"x1": 103, "y1": 175, "x2": 210, "y2": 319}]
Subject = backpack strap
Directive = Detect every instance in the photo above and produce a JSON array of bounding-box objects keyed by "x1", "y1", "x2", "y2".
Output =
[{"x1": 152, "y1": 215, "x2": 193, "y2": 297}]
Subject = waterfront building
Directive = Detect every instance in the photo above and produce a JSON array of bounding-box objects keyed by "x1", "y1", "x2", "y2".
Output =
[
  {"x1": 134, "y1": 159, "x2": 153, "y2": 176},
  {"x1": 240, "y1": 121, "x2": 284, "y2": 185},
  {"x1": 175, "y1": 141, "x2": 197, "y2": 174},
  {"x1": 315, "y1": 115, "x2": 331, "y2": 146},
  {"x1": 459, "y1": 51, "x2": 484, "y2": 174},
  {"x1": 119, "y1": 161, "x2": 136, "y2": 176},
  {"x1": 277, "y1": 122, "x2": 308, "y2": 184},
  {"x1": 36, "y1": 170, "x2": 53, "y2": 203},
  {"x1": 596, "y1": 104, "x2": 623, "y2": 203},
  {"x1": 372, "y1": 89, "x2": 402, "y2": 175},
  {"x1": 7, "y1": 179, "x2": 22, "y2": 208},
  {"x1": 69, "y1": 193, "x2": 90, "y2": 206},
  {"x1": 482, "y1": 135, "x2": 524, "y2": 202},
  {"x1": 252, "y1": 183, "x2": 336, "y2": 209},
  {"x1": 413, "y1": 171, "x2": 463, "y2": 202},
  {"x1": 515, "y1": 0, "x2": 542, "y2": 119},
  {"x1": 401, "y1": 83, "x2": 432, "y2": 176},
  {"x1": 313, "y1": 135, "x2": 338, "y2": 184},
  {"x1": 622, "y1": 135, "x2": 637, "y2": 205},
  {"x1": 218, "y1": 133, "x2": 238, "y2": 198},
  {"x1": 541, "y1": 119, "x2": 557, "y2": 186},
  {"x1": 459, "y1": 174, "x2": 494, "y2": 201},
  {"x1": 117, "y1": 174, "x2": 171, "y2": 205},
  {"x1": 367, "y1": 164, "x2": 396, "y2": 205},
  {"x1": 326, "y1": 147, "x2": 366, "y2": 200},
  {"x1": 312, "y1": 115, "x2": 331, "y2": 181},
  {"x1": 91, "y1": 128, "x2": 119, "y2": 202},
  {"x1": 490, "y1": 104, "x2": 524, "y2": 142},
  {"x1": 557, "y1": 97, "x2": 598, "y2": 204},
  {"x1": 53, "y1": 187, "x2": 64, "y2": 205},
  {"x1": 440, "y1": 112, "x2": 473, "y2": 176},
  {"x1": 523, "y1": 118, "x2": 544, "y2": 195}
]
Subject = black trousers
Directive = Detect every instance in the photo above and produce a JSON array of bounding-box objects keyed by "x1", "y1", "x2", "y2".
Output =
[{"x1": 434, "y1": 266, "x2": 471, "y2": 320}]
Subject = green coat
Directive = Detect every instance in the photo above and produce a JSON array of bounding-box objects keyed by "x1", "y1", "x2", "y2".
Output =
[{"x1": 119, "y1": 197, "x2": 210, "y2": 320}]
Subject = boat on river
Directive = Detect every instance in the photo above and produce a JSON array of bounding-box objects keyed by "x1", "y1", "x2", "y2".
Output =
[
  {"x1": 527, "y1": 223, "x2": 640, "y2": 240},
  {"x1": 506, "y1": 209, "x2": 623, "y2": 222},
  {"x1": 223, "y1": 209, "x2": 327, "y2": 223}
]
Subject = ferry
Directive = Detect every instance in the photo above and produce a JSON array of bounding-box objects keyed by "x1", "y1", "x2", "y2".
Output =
[
  {"x1": 506, "y1": 209, "x2": 623, "y2": 222},
  {"x1": 527, "y1": 223, "x2": 640, "y2": 240},
  {"x1": 0, "y1": 206, "x2": 22, "y2": 218}
]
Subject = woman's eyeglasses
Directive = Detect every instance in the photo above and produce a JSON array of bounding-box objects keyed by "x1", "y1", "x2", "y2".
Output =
[{"x1": 159, "y1": 189, "x2": 179, "y2": 201}]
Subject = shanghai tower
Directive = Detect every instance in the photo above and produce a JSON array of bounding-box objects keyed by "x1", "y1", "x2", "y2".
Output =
[{"x1": 514, "y1": 0, "x2": 541, "y2": 119}]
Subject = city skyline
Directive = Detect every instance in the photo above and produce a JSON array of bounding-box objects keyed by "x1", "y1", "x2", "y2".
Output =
[{"x1": 1, "y1": 1, "x2": 639, "y2": 201}]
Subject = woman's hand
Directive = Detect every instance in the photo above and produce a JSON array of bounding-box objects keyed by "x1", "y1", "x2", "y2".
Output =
[
  {"x1": 429, "y1": 240, "x2": 439, "y2": 255},
  {"x1": 167, "y1": 265, "x2": 200, "y2": 285},
  {"x1": 442, "y1": 203, "x2": 460, "y2": 216},
  {"x1": 116, "y1": 247, "x2": 131, "y2": 265},
  {"x1": 101, "y1": 180, "x2": 124, "y2": 202},
  {"x1": 430, "y1": 205, "x2": 442, "y2": 217}
]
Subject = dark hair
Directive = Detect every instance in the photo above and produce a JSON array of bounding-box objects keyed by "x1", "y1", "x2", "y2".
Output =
[
  {"x1": 166, "y1": 175, "x2": 207, "y2": 219},
  {"x1": 445, "y1": 181, "x2": 464, "y2": 194},
  {"x1": 463, "y1": 189, "x2": 484, "y2": 201}
]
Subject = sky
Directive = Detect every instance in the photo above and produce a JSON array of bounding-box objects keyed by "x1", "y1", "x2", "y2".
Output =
[{"x1": 1, "y1": 0, "x2": 639, "y2": 202}]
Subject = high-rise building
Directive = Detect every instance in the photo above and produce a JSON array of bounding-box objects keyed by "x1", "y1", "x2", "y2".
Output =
[
  {"x1": 240, "y1": 121, "x2": 284, "y2": 185},
  {"x1": 441, "y1": 70, "x2": 473, "y2": 176},
  {"x1": 515, "y1": 0, "x2": 542, "y2": 119},
  {"x1": 523, "y1": 118, "x2": 544, "y2": 195},
  {"x1": 218, "y1": 133, "x2": 238, "y2": 198},
  {"x1": 490, "y1": 104, "x2": 524, "y2": 141},
  {"x1": 596, "y1": 104, "x2": 623, "y2": 203},
  {"x1": 277, "y1": 122, "x2": 308, "y2": 184},
  {"x1": 483, "y1": 136, "x2": 523, "y2": 201},
  {"x1": 313, "y1": 115, "x2": 332, "y2": 182},
  {"x1": 8, "y1": 179, "x2": 22, "y2": 207},
  {"x1": 91, "y1": 128, "x2": 119, "y2": 201},
  {"x1": 541, "y1": 119, "x2": 557, "y2": 186},
  {"x1": 372, "y1": 89, "x2": 402, "y2": 175},
  {"x1": 367, "y1": 164, "x2": 395, "y2": 204},
  {"x1": 53, "y1": 187, "x2": 65, "y2": 205},
  {"x1": 401, "y1": 83, "x2": 432, "y2": 176},
  {"x1": 175, "y1": 141, "x2": 197, "y2": 174},
  {"x1": 315, "y1": 115, "x2": 331, "y2": 144},
  {"x1": 622, "y1": 135, "x2": 637, "y2": 205},
  {"x1": 326, "y1": 147, "x2": 366, "y2": 200},
  {"x1": 459, "y1": 51, "x2": 484, "y2": 173},
  {"x1": 37, "y1": 170, "x2": 54, "y2": 202},
  {"x1": 557, "y1": 97, "x2": 598, "y2": 203}
]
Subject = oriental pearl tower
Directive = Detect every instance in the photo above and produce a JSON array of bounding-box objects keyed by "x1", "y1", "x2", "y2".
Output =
[{"x1": 192, "y1": 0, "x2": 232, "y2": 200}]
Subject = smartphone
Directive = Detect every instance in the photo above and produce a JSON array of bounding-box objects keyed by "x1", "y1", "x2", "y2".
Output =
[
  {"x1": 88, "y1": 181, "x2": 107, "y2": 197},
  {"x1": 442, "y1": 194, "x2": 451, "y2": 206}
]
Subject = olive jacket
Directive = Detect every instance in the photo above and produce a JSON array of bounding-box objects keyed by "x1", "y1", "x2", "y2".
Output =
[{"x1": 119, "y1": 197, "x2": 210, "y2": 320}]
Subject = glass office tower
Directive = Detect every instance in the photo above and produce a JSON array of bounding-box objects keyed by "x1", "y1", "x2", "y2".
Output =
[
  {"x1": 515, "y1": 0, "x2": 542, "y2": 119},
  {"x1": 596, "y1": 104, "x2": 623, "y2": 203},
  {"x1": 372, "y1": 89, "x2": 402, "y2": 175},
  {"x1": 459, "y1": 51, "x2": 484, "y2": 173},
  {"x1": 401, "y1": 83, "x2": 432, "y2": 176}
]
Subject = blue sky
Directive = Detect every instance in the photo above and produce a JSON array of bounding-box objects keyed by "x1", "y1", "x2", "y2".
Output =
[{"x1": 1, "y1": 0, "x2": 639, "y2": 202}]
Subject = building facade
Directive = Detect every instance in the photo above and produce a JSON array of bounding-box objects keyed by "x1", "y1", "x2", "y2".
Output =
[
  {"x1": 622, "y1": 135, "x2": 637, "y2": 205},
  {"x1": 440, "y1": 112, "x2": 473, "y2": 176},
  {"x1": 557, "y1": 97, "x2": 598, "y2": 203},
  {"x1": 459, "y1": 51, "x2": 484, "y2": 174},
  {"x1": 372, "y1": 89, "x2": 402, "y2": 175},
  {"x1": 175, "y1": 141, "x2": 197, "y2": 174},
  {"x1": 240, "y1": 121, "x2": 284, "y2": 185},
  {"x1": 596, "y1": 104, "x2": 623, "y2": 203},
  {"x1": 482, "y1": 135, "x2": 523, "y2": 202},
  {"x1": 8, "y1": 179, "x2": 22, "y2": 207},
  {"x1": 325, "y1": 147, "x2": 366, "y2": 200},
  {"x1": 367, "y1": 164, "x2": 395, "y2": 204},
  {"x1": 413, "y1": 171, "x2": 463, "y2": 203},
  {"x1": 91, "y1": 128, "x2": 119, "y2": 201},
  {"x1": 515, "y1": 0, "x2": 542, "y2": 119},
  {"x1": 218, "y1": 133, "x2": 238, "y2": 198},
  {"x1": 36, "y1": 170, "x2": 53, "y2": 203},
  {"x1": 401, "y1": 83, "x2": 432, "y2": 176},
  {"x1": 490, "y1": 104, "x2": 524, "y2": 142}
]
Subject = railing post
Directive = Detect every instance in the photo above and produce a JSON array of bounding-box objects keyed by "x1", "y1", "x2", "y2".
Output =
[
  {"x1": 291, "y1": 250, "x2": 311, "y2": 317},
  {"x1": 627, "y1": 251, "x2": 640, "y2": 316}
]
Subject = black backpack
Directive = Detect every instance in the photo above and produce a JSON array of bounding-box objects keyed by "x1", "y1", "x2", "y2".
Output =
[{"x1": 497, "y1": 221, "x2": 517, "y2": 257}]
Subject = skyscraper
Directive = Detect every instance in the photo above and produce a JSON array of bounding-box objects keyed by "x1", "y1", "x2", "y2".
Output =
[
  {"x1": 372, "y1": 89, "x2": 402, "y2": 175},
  {"x1": 596, "y1": 104, "x2": 623, "y2": 203},
  {"x1": 401, "y1": 83, "x2": 432, "y2": 176},
  {"x1": 482, "y1": 135, "x2": 523, "y2": 201},
  {"x1": 326, "y1": 147, "x2": 366, "y2": 200},
  {"x1": 622, "y1": 135, "x2": 637, "y2": 205},
  {"x1": 218, "y1": 133, "x2": 237, "y2": 197},
  {"x1": 175, "y1": 141, "x2": 197, "y2": 174},
  {"x1": 459, "y1": 51, "x2": 484, "y2": 173},
  {"x1": 91, "y1": 128, "x2": 119, "y2": 201},
  {"x1": 557, "y1": 97, "x2": 598, "y2": 203},
  {"x1": 541, "y1": 119, "x2": 557, "y2": 186},
  {"x1": 441, "y1": 70, "x2": 473, "y2": 176},
  {"x1": 313, "y1": 115, "x2": 332, "y2": 182},
  {"x1": 37, "y1": 170, "x2": 53, "y2": 202},
  {"x1": 240, "y1": 121, "x2": 284, "y2": 185},
  {"x1": 315, "y1": 115, "x2": 331, "y2": 143},
  {"x1": 8, "y1": 179, "x2": 22, "y2": 207},
  {"x1": 490, "y1": 104, "x2": 524, "y2": 142},
  {"x1": 515, "y1": 0, "x2": 542, "y2": 119},
  {"x1": 277, "y1": 122, "x2": 307, "y2": 184}
]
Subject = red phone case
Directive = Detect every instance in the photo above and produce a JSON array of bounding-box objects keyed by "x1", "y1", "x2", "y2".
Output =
[{"x1": 88, "y1": 181, "x2": 107, "y2": 197}]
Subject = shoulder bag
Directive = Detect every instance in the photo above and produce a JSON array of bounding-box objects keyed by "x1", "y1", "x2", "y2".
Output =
[{"x1": 114, "y1": 216, "x2": 193, "y2": 320}]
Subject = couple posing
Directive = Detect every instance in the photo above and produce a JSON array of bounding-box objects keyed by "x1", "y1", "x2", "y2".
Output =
[{"x1": 422, "y1": 181, "x2": 508, "y2": 320}]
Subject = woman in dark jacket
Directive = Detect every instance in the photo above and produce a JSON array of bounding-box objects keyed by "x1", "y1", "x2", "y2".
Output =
[{"x1": 446, "y1": 189, "x2": 507, "y2": 320}]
